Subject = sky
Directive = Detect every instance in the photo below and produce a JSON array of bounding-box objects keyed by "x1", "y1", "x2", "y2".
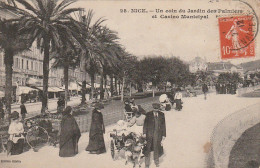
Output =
[{"x1": 70, "y1": 0, "x2": 260, "y2": 65}]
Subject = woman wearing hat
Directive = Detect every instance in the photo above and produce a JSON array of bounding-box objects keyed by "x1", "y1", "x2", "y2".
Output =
[
  {"x1": 86, "y1": 103, "x2": 106, "y2": 154},
  {"x1": 59, "y1": 106, "x2": 81, "y2": 157},
  {"x1": 7, "y1": 111, "x2": 25, "y2": 155}
]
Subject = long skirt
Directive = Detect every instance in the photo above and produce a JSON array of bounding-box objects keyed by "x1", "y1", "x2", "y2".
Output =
[
  {"x1": 175, "y1": 99, "x2": 182, "y2": 110},
  {"x1": 86, "y1": 133, "x2": 106, "y2": 154},
  {"x1": 59, "y1": 138, "x2": 79, "y2": 157},
  {"x1": 8, "y1": 139, "x2": 24, "y2": 155}
]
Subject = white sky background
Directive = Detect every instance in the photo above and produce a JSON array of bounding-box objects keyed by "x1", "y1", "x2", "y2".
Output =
[{"x1": 70, "y1": 0, "x2": 260, "y2": 64}]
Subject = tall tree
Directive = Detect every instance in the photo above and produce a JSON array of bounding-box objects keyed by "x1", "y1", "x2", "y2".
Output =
[
  {"x1": 76, "y1": 10, "x2": 105, "y2": 101},
  {"x1": 0, "y1": 19, "x2": 29, "y2": 118},
  {"x1": 4, "y1": 0, "x2": 86, "y2": 113},
  {"x1": 51, "y1": 46, "x2": 80, "y2": 107}
]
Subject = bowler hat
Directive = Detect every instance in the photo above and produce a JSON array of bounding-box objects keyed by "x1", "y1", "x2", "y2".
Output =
[
  {"x1": 152, "y1": 103, "x2": 161, "y2": 110},
  {"x1": 94, "y1": 103, "x2": 104, "y2": 110},
  {"x1": 10, "y1": 111, "x2": 19, "y2": 120}
]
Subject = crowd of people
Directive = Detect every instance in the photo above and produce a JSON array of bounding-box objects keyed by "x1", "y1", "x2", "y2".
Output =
[{"x1": 215, "y1": 82, "x2": 237, "y2": 94}]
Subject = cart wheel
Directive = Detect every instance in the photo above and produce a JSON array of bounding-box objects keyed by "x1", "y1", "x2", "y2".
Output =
[{"x1": 110, "y1": 140, "x2": 115, "y2": 160}]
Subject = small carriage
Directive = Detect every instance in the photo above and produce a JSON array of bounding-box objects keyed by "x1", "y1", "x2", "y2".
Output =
[{"x1": 109, "y1": 128, "x2": 146, "y2": 168}]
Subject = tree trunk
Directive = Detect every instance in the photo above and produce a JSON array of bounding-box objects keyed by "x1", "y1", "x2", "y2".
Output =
[
  {"x1": 81, "y1": 80, "x2": 86, "y2": 104},
  {"x1": 129, "y1": 82, "x2": 132, "y2": 97},
  {"x1": 118, "y1": 80, "x2": 121, "y2": 94},
  {"x1": 121, "y1": 76, "x2": 125, "y2": 102},
  {"x1": 64, "y1": 61, "x2": 69, "y2": 108},
  {"x1": 100, "y1": 68, "x2": 104, "y2": 100},
  {"x1": 4, "y1": 49, "x2": 14, "y2": 120},
  {"x1": 41, "y1": 36, "x2": 50, "y2": 113},
  {"x1": 115, "y1": 77, "x2": 118, "y2": 95},
  {"x1": 104, "y1": 74, "x2": 107, "y2": 89},
  {"x1": 90, "y1": 72, "x2": 95, "y2": 100},
  {"x1": 110, "y1": 75, "x2": 113, "y2": 97},
  {"x1": 152, "y1": 85, "x2": 155, "y2": 97}
]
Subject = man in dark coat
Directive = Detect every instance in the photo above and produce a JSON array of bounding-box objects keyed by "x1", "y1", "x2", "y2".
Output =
[
  {"x1": 20, "y1": 101, "x2": 27, "y2": 120},
  {"x1": 86, "y1": 103, "x2": 106, "y2": 154},
  {"x1": 143, "y1": 103, "x2": 166, "y2": 168},
  {"x1": 202, "y1": 83, "x2": 209, "y2": 100},
  {"x1": 59, "y1": 106, "x2": 81, "y2": 157}
]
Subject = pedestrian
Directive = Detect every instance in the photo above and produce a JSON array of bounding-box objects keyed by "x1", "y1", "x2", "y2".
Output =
[
  {"x1": 20, "y1": 101, "x2": 27, "y2": 120},
  {"x1": 7, "y1": 111, "x2": 25, "y2": 156},
  {"x1": 168, "y1": 89, "x2": 175, "y2": 106},
  {"x1": 124, "y1": 99, "x2": 133, "y2": 112},
  {"x1": 86, "y1": 103, "x2": 106, "y2": 154},
  {"x1": 57, "y1": 97, "x2": 65, "y2": 114},
  {"x1": 174, "y1": 88, "x2": 183, "y2": 111},
  {"x1": 143, "y1": 103, "x2": 166, "y2": 168},
  {"x1": 202, "y1": 83, "x2": 209, "y2": 100},
  {"x1": 59, "y1": 106, "x2": 81, "y2": 157}
]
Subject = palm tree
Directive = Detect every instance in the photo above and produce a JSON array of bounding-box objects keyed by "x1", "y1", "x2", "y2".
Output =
[
  {"x1": 90, "y1": 26, "x2": 122, "y2": 100},
  {"x1": 74, "y1": 10, "x2": 105, "y2": 102},
  {"x1": 51, "y1": 46, "x2": 80, "y2": 107},
  {"x1": 3, "y1": 0, "x2": 86, "y2": 113},
  {"x1": 0, "y1": 19, "x2": 30, "y2": 118}
]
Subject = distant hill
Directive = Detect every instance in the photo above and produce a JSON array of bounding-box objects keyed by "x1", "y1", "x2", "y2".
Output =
[{"x1": 240, "y1": 59, "x2": 260, "y2": 72}]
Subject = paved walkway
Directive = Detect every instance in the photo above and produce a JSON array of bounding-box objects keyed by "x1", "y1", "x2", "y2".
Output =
[{"x1": 1, "y1": 93, "x2": 259, "y2": 168}]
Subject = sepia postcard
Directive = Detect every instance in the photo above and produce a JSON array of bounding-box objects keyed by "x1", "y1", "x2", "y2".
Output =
[{"x1": 0, "y1": 0, "x2": 260, "y2": 168}]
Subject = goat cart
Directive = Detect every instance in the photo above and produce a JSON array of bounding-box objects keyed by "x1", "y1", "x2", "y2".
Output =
[{"x1": 110, "y1": 130, "x2": 146, "y2": 168}]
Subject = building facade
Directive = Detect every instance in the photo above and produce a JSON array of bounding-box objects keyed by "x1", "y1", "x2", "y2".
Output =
[
  {"x1": 0, "y1": 7, "x2": 85, "y2": 100},
  {"x1": 207, "y1": 62, "x2": 244, "y2": 76},
  {"x1": 189, "y1": 57, "x2": 208, "y2": 73}
]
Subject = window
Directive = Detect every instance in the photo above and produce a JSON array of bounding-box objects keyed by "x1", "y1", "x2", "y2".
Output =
[
  {"x1": 31, "y1": 61, "x2": 33, "y2": 70},
  {"x1": 35, "y1": 62, "x2": 38, "y2": 71},
  {"x1": 21, "y1": 59, "x2": 24, "y2": 69},
  {"x1": 16, "y1": 58, "x2": 19, "y2": 68},
  {"x1": 27, "y1": 60, "x2": 29, "y2": 70}
]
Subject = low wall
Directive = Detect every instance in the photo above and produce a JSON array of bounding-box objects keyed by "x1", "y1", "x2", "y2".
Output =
[
  {"x1": 53, "y1": 98, "x2": 158, "y2": 133},
  {"x1": 208, "y1": 102, "x2": 260, "y2": 168},
  {"x1": 237, "y1": 85, "x2": 260, "y2": 97}
]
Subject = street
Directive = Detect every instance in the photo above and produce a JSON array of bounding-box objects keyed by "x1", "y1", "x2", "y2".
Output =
[
  {"x1": 1, "y1": 93, "x2": 259, "y2": 168},
  {"x1": 11, "y1": 97, "x2": 81, "y2": 118}
]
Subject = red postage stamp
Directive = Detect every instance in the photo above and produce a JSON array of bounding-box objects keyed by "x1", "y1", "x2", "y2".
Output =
[{"x1": 218, "y1": 15, "x2": 255, "y2": 59}]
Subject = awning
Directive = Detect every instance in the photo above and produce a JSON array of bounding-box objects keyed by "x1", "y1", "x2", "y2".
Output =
[
  {"x1": 52, "y1": 87, "x2": 64, "y2": 92},
  {"x1": 61, "y1": 84, "x2": 81, "y2": 91},
  {"x1": 0, "y1": 91, "x2": 4, "y2": 97},
  {"x1": 36, "y1": 87, "x2": 61, "y2": 92},
  {"x1": 85, "y1": 83, "x2": 100, "y2": 88},
  {"x1": 17, "y1": 86, "x2": 37, "y2": 95},
  {"x1": 26, "y1": 78, "x2": 42, "y2": 86}
]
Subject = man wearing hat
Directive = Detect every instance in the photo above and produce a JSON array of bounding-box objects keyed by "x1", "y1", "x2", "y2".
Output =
[{"x1": 143, "y1": 103, "x2": 166, "y2": 168}]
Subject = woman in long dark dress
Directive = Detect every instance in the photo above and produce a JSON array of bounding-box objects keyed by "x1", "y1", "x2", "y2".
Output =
[
  {"x1": 59, "y1": 106, "x2": 81, "y2": 157},
  {"x1": 86, "y1": 103, "x2": 106, "y2": 154}
]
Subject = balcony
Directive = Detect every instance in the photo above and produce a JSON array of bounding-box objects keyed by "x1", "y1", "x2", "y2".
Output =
[{"x1": 13, "y1": 67, "x2": 41, "y2": 76}]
